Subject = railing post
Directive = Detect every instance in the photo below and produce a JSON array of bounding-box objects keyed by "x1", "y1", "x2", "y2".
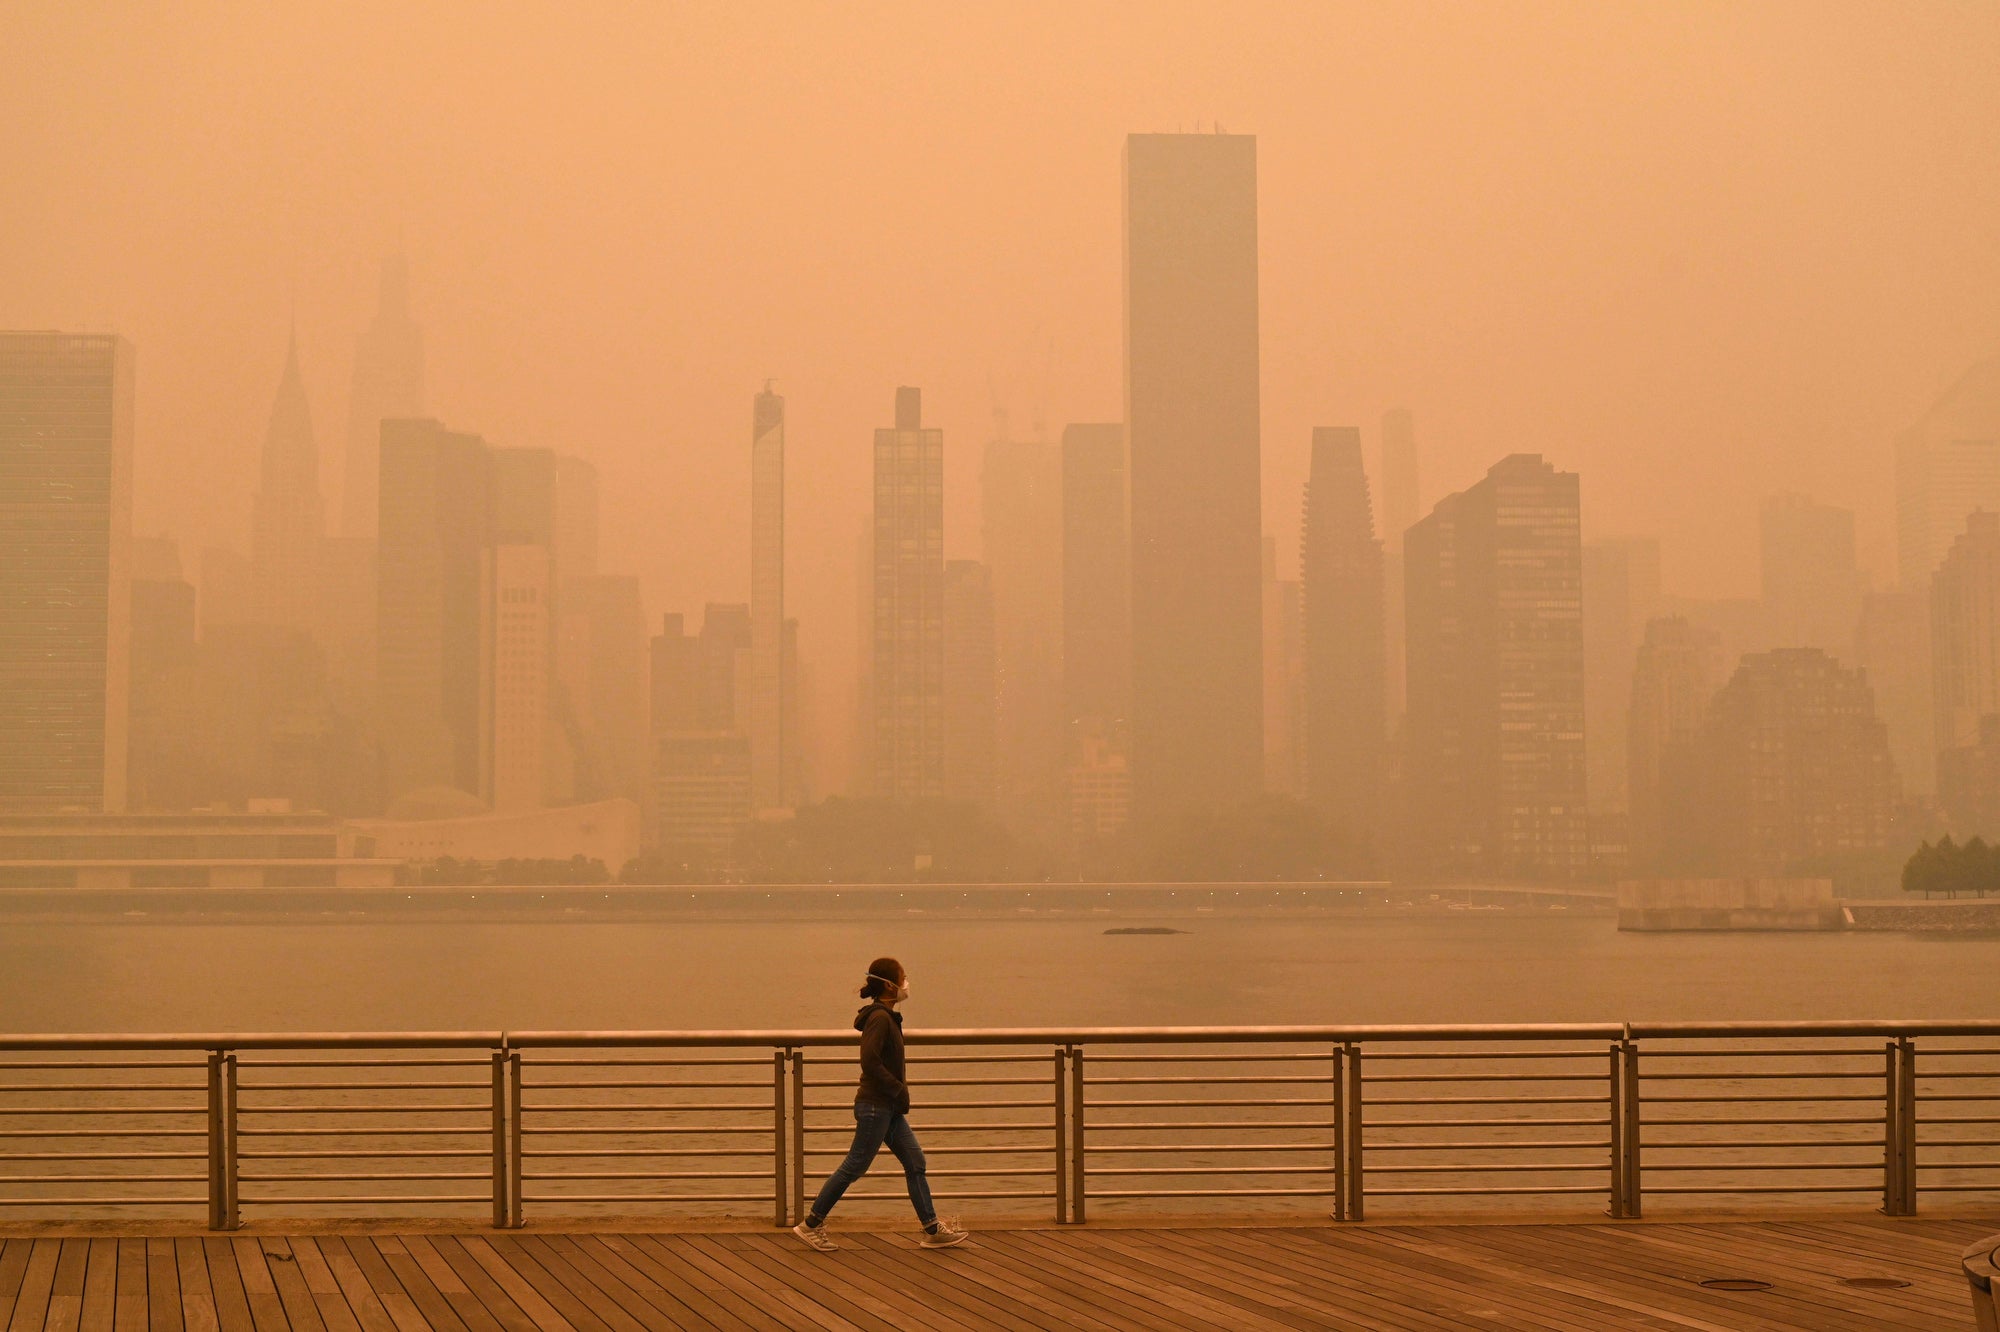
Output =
[
  {"x1": 1331, "y1": 1045, "x2": 1344, "y2": 1223},
  {"x1": 1897, "y1": 1036, "x2": 1919, "y2": 1215},
  {"x1": 490, "y1": 1048, "x2": 508, "y2": 1228},
  {"x1": 507, "y1": 1050, "x2": 523, "y2": 1227},
  {"x1": 1341, "y1": 1042, "x2": 1363, "y2": 1222},
  {"x1": 1054, "y1": 1047, "x2": 1069, "y2": 1224},
  {"x1": 1883, "y1": 1039, "x2": 1903, "y2": 1215},
  {"x1": 1607, "y1": 1042, "x2": 1623, "y2": 1218},
  {"x1": 1618, "y1": 1038, "x2": 1641, "y2": 1220},
  {"x1": 772, "y1": 1049, "x2": 789, "y2": 1228},
  {"x1": 206, "y1": 1050, "x2": 225, "y2": 1230},
  {"x1": 790, "y1": 1049, "x2": 806, "y2": 1226},
  {"x1": 1069, "y1": 1045, "x2": 1086, "y2": 1224},
  {"x1": 221, "y1": 1050, "x2": 239, "y2": 1230}
]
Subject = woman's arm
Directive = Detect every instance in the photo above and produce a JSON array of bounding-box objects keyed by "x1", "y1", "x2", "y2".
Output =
[{"x1": 859, "y1": 1010, "x2": 907, "y2": 1102}]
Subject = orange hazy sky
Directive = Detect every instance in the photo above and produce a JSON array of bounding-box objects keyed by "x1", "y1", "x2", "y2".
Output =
[{"x1": 8, "y1": 1, "x2": 2000, "y2": 765}]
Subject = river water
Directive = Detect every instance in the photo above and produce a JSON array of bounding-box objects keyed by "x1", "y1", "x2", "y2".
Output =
[{"x1": 4, "y1": 910, "x2": 1996, "y2": 1032}]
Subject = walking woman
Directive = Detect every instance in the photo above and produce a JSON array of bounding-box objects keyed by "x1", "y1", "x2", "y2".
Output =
[{"x1": 793, "y1": 957, "x2": 968, "y2": 1250}]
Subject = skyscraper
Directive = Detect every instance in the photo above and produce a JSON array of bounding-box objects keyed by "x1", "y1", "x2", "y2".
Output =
[
  {"x1": 1931, "y1": 509, "x2": 2000, "y2": 756},
  {"x1": 1896, "y1": 357, "x2": 2000, "y2": 590},
  {"x1": 750, "y1": 386, "x2": 787, "y2": 811},
  {"x1": 871, "y1": 387, "x2": 944, "y2": 801},
  {"x1": 1378, "y1": 408, "x2": 1418, "y2": 724},
  {"x1": 480, "y1": 542, "x2": 552, "y2": 811},
  {"x1": 0, "y1": 332, "x2": 133, "y2": 812},
  {"x1": 1404, "y1": 454, "x2": 1587, "y2": 878},
  {"x1": 251, "y1": 331, "x2": 326, "y2": 635},
  {"x1": 1300, "y1": 427, "x2": 1385, "y2": 848},
  {"x1": 1060, "y1": 423, "x2": 1129, "y2": 744},
  {"x1": 1582, "y1": 535, "x2": 1663, "y2": 814},
  {"x1": 1124, "y1": 132, "x2": 1263, "y2": 822},
  {"x1": 376, "y1": 420, "x2": 490, "y2": 802},
  {"x1": 1760, "y1": 493, "x2": 1862, "y2": 655},
  {"x1": 1854, "y1": 589, "x2": 1935, "y2": 797},
  {"x1": 981, "y1": 434, "x2": 1064, "y2": 827},
  {"x1": 943, "y1": 559, "x2": 998, "y2": 808},
  {"x1": 343, "y1": 256, "x2": 425, "y2": 539},
  {"x1": 1626, "y1": 615, "x2": 1719, "y2": 870},
  {"x1": 1261, "y1": 534, "x2": 1304, "y2": 798},
  {"x1": 1677, "y1": 649, "x2": 1896, "y2": 873}
]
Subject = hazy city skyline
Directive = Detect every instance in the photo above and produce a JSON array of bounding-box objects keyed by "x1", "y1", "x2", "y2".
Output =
[{"x1": 10, "y1": 4, "x2": 2000, "y2": 792}]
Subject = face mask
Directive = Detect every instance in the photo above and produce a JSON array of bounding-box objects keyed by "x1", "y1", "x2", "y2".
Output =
[{"x1": 868, "y1": 973, "x2": 909, "y2": 1001}]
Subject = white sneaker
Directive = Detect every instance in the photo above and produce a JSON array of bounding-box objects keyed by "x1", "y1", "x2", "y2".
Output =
[
  {"x1": 793, "y1": 1221, "x2": 838, "y2": 1252},
  {"x1": 919, "y1": 1216, "x2": 968, "y2": 1248}
]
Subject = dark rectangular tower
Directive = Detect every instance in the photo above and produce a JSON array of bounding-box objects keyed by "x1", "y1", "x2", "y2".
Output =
[{"x1": 1123, "y1": 132, "x2": 1263, "y2": 823}]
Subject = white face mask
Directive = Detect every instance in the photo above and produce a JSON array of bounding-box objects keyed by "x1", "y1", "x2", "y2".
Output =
[{"x1": 868, "y1": 972, "x2": 909, "y2": 1001}]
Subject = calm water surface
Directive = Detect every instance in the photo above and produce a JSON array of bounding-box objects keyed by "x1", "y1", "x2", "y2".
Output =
[{"x1": 4, "y1": 912, "x2": 1995, "y2": 1032}]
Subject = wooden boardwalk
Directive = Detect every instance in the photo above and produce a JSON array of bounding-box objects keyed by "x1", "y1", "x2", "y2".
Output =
[{"x1": 0, "y1": 1218, "x2": 1991, "y2": 1331}]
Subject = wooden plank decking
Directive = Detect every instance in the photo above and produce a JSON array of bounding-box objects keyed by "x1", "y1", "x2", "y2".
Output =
[{"x1": 0, "y1": 1218, "x2": 1989, "y2": 1330}]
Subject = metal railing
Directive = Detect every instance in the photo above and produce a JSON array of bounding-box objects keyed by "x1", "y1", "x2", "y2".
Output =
[{"x1": 2, "y1": 1021, "x2": 1997, "y2": 1227}]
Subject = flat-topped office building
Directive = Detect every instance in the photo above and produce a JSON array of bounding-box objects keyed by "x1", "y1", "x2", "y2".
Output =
[{"x1": 0, "y1": 332, "x2": 134, "y2": 813}]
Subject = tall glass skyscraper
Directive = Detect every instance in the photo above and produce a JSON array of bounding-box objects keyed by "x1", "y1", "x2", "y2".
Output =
[
  {"x1": 750, "y1": 386, "x2": 787, "y2": 811},
  {"x1": 871, "y1": 387, "x2": 944, "y2": 800},
  {"x1": 1123, "y1": 132, "x2": 1263, "y2": 823},
  {"x1": 0, "y1": 332, "x2": 134, "y2": 812}
]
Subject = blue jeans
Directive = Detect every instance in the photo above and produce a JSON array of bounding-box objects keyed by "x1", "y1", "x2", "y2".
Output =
[{"x1": 807, "y1": 1099, "x2": 935, "y2": 1225}]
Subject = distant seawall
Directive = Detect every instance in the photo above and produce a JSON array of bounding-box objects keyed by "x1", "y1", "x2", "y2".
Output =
[{"x1": 1846, "y1": 899, "x2": 2000, "y2": 933}]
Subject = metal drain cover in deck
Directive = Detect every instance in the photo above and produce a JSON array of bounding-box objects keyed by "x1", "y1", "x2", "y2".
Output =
[
  {"x1": 1838, "y1": 1276, "x2": 1911, "y2": 1289},
  {"x1": 1697, "y1": 1278, "x2": 1773, "y2": 1291}
]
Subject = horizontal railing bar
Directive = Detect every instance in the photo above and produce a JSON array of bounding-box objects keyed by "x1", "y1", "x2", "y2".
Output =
[
  {"x1": 1915, "y1": 1138, "x2": 2000, "y2": 1147},
  {"x1": 1082, "y1": 1166, "x2": 1335, "y2": 1176},
  {"x1": 1919, "y1": 1048, "x2": 2000, "y2": 1058},
  {"x1": 1363, "y1": 1163, "x2": 1606, "y2": 1174},
  {"x1": 799, "y1": 1145, "x2": 1056, "y2": 1157},
  {"x1": 1636, "y1": 1048, "x2": 1883, "y2": 1059},
  {"x1": 1917, "y1": 1116, "x2": 2000, "y2": 1124},
  {"x1": 0, "y1": 1061, "x2": 202, "y2": 1070},
  {"x1": 753, "y1": 1189, "x2": 1056, "y2": 1201},
  {"x1": 1077, "y1": 1120, "x2": 1337, "y2": 1131},
  {"x1": 1918, "y1": 1183, "x2": 2000, "y2": 1191},
  {"x1": 241, "y1": 1150, "x2": 489, "y2": 1159},
  {"x1": 0, "y1": 1034, "x2": 506, "y2": 1051},
  {"x1": 802, "y1": 1121, "x2": 1055, "y2": 1133},
  {"x1": 0, "y1": 1107, "x2": 201, "y2": 1115},
  {"x1": 1053, "y1": 1075, "x2": 1328, "y2": 1086},
  {"x1": 1646, "y1": 1162, "x2": 1880, "y2": 1172},
  {"x1": 523, "y1": 1080, "x2": 782, "y2": 1091},
  {"x1": 1639, "y1": 1071, "x2": 1881, "y2": 1082},
  {"x1": 1640, "y1": 1094, "x2": 1883, "y2": 1104},
  {"x1": 1352, "y1": 1050, "x2": 1607, "y2": 1061},
  {"x1": 1361, "y1": 1074, "x2": 1606, "y2": 1084},
  {"x1": 1642, "y1": 1184, "x2": 1880, "y2": 1194},
  {"x1": 238, "y1": 1105, "x2": 488, "y2": 1114},
  {"x1": 1365, "y1": 1139, "x2": 1611, "y2": 1151},
  {"x1": 239, "y1": 1194, "x2": 490, "y2": 1203},
  {"x1": 237, "y1": 1058, "x2": 492, "y2": 1068},
  {"x1": 1630, "y1": 1022, "x2": 2000, "y2": 1038},
  {"x1": 802, "y1": 1100, "x2": 1051, "y2": 1111},
  {"x1": 0, "y1": 1083, "x2": 206, "y2": 1092},
  {"x1": 0, "y1": 1152, "x2": 207, "y2": 1160},
  {"x1": 0, "y1": 1130, "x2": 207, "y2": 1138},
  {"x1": 1080, "y1": 1098, "x2": 1336, "y2": 1109},
  {"x1": 0, "y1": 1174, "x2": 207, "y2": 1183},
  {"x1": 1084, "y1": 1187, "x2": 1339, "y2": 1198},
  {"x1": 1062, "y1": 1143, "x2": 1333, "y2": 1154},
  {"x1": 1643, "y1": 1117, "x2": 1882, "y2": 1126},
  {"x1": 525, "y1": 1102, "x2": 772, "y2": 1113},
  {"x1": 1365, "y1": 1117, "x2": 1608, "y2": 1128},
  {"x1": 521, "y1": 1057, "x2": 771, "y2": 1067},
  {"x1": 1916, "y1": 1094, "x2": 2000, "y2": 1102},
  {"x1": 1084, "y1": 1054, "x2": 1334, "y2": 1065},
  {"x1": 518, "y1": 1192, "x2": 815, "y2": 1203},
  {"x1": 521, "y1": 1126, "x2": 769, "y2": 1135},
  {"x1": 1365, "y1": 1185, "x2": 1606, "y2": 1196},
  {"x1": 1915, "y1": 1072, "x2": 2000, "y2": 1080},
  {"x1": 1643, "y1": 1139, "x2": 1883, "y2": 1149},
  {"x1": 235, "y1": 1081, "x2": 486, "y2": 1092},
  {"x1": 520, "y1": 1171, "x2": 770, "y2": 1181},
  {"x1": 238, "y1": 1172, "x2": 487, "y2": 1182},
  {"x1": 0, "y1": 1196, "x2": 207, "y2": 1205},
  {"x1": 1361, "y1": 1097, "x2": 1607, "y2": 1107},
  {"x1": 237, "y1": 1128, "x2": 487, "y2": 1137}
]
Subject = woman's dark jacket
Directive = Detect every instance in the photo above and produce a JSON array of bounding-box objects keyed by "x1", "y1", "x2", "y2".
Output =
[{"x1": 854, "y1": 1001, "x2": 910, "y2": 1113}]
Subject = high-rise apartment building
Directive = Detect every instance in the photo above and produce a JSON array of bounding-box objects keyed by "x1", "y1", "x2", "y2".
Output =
[
  {"x1": 1300, "y1": 427, "x2": 1385, "y2": 847},
  {"x1": 1060, "y1": 423, "x2": 1129, "y2": 745},
  {"x1": 1760, "y1": 493, "x2": 1862, "y2": 655},
  {"x1": 1625, "y1": 615, "x2": 1719, "y2": 870},
  {"x1": 1379, "y1": 408, "x2": 1418, "y2": 724},
  {"x1": 750, "y1": 387, "x2": 787, "y2": 812},
  {"x1": 1896, "y1": 357, "x2": 2000, "y2": 590},
  {"x1": 480, "y1": 543, "x2": 552, "y2": 812},
  {"x1": 650, "y1": 605, "x2": 758, "y2": 859},
  {"x1": 251, "y1": 333, "x2": 326, "y2": 634},
  {"x1": 1124, "y1": 132, "x2": 1263, "y2": 822},
  {"x1": 871, "y1": 387, "x2": 944, "y2": 801},
  {"x1": 1261, "y1": 535, "x2": 1304, "y2": 798},
  {"x1": 943, "y1": 559, "x2": 998, "y2": 808},
  {"x1": 981, "y1": 435, "x2": 1065, "y2": 828},
  {"x1": 1404, "y1": 454, "x2": 1587, "y2": 878},
  {"x1": 1931, "y1": 509, "x2": 2000, "y2": 757},
  {"x1": 557, "y1": 575, "x2": 649, "y2": 805},
  {"x1": 1677, "y1": 649, "x2": 1897, "y2": 872},
  {"x1": 1582, "y1": 536, "x2": 1663, "y2": 814},
  {"x1": 0, "y1": 333, "x2": 134, "y2": 813},
  {"x1": 1854, "y1": 589, "x2": 1935, "y2": 797},
  {"x1": 343, "y1": 256, "x2": 425, "y2": 539}
]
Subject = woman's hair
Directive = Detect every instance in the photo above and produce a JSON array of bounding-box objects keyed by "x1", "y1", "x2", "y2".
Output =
[{"x1": 859, "y1": 957, "x2": 905, "y2": 1000}]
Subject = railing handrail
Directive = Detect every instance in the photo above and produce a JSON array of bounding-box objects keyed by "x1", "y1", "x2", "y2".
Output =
[{"x1": 8, "y1": 1019, "x2": 2000, "y2": 1051}]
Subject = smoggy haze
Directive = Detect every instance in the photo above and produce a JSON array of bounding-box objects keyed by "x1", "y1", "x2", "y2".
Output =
[{"x1": 7, "y1": 2, "x2": 2000, "y2": 782}]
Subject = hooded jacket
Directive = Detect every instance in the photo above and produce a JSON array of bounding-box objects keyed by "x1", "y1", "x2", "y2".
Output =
[{"x1": 854, "y1": 1000, "x2": 910, "y2": 1113}]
